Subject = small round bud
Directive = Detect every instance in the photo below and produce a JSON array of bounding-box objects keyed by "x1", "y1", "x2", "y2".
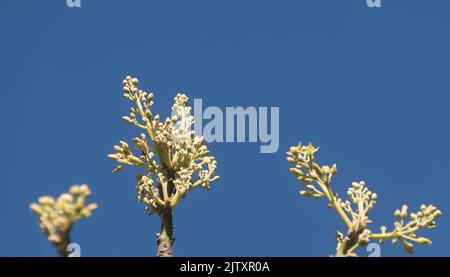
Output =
[
  {"x1": 38, "y1": 196, "x2": 55, "y2": 205},
  {"x1": 433, "y1": 210, "x2": 442, "y2": 218},
  {"x1": 29, "y1": 203, "x2": 42, "y2": 214}
]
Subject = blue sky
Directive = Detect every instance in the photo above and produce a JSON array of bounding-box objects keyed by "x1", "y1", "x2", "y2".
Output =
[{"x1": 1, "y1": 0, "x2": 449, "y2": 256}]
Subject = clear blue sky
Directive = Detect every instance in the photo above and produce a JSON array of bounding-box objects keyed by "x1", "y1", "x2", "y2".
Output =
[{"x1": 1, "y1": 0, "x2": 449, "y2": 256}]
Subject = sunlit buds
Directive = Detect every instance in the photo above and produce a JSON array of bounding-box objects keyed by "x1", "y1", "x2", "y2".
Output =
[{"x1": 30, "y1": 185, "x2": 97, "y2": 255}]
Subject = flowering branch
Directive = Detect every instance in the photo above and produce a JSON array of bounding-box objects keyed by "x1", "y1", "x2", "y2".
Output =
[
  {"x1": 109, "y1": 76, "x2": 219, "y2": 257},
  {"x1": 29, "y1": 185, "x2": 97, "y2": 257},
  {"x1": 287, "y1": 142, "x2": 441, "y2": 257}
]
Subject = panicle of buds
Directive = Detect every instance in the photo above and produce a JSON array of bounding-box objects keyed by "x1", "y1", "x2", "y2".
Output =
[
  {"x1": 30, "y1": 184, "x2": 97, "y2": 256},
  {"x1": 109, "y1": 76, "x2": 219, "y2": 215},
  {"x1": 109, "y1": 76, "x2": 220, "y2": 256},
  {"x1": 287, "y1": 142, "x2": 441, "y2": 256}
]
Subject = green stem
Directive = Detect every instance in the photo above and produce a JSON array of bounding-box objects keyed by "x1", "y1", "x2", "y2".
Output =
[
  {"x1": 335, "y1": 228, "x2": 363, "y2": 257},
  {"x1": 157, "y1": 210, "x2": 174, "y2": 257},
  {"x1": 371, "y1": 225, "x2": 419, "y2": 240},
  {"x1": 57, "y1": 231, "x2": 71, "y2": 257},
  {"x1": 317, "y1": 180, "x2": 352, "y2": 229}
]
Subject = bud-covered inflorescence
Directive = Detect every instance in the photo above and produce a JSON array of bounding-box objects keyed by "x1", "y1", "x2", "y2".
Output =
[
  {"x1": 287, "y1": 142, "x2": 441, "y2": 256},
  {"x1": 29, "y1": 184, "x2": 97, "y2": 256},
  {"x1": 109, "y1": 76, "x2": 219, "y2": 215}
]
